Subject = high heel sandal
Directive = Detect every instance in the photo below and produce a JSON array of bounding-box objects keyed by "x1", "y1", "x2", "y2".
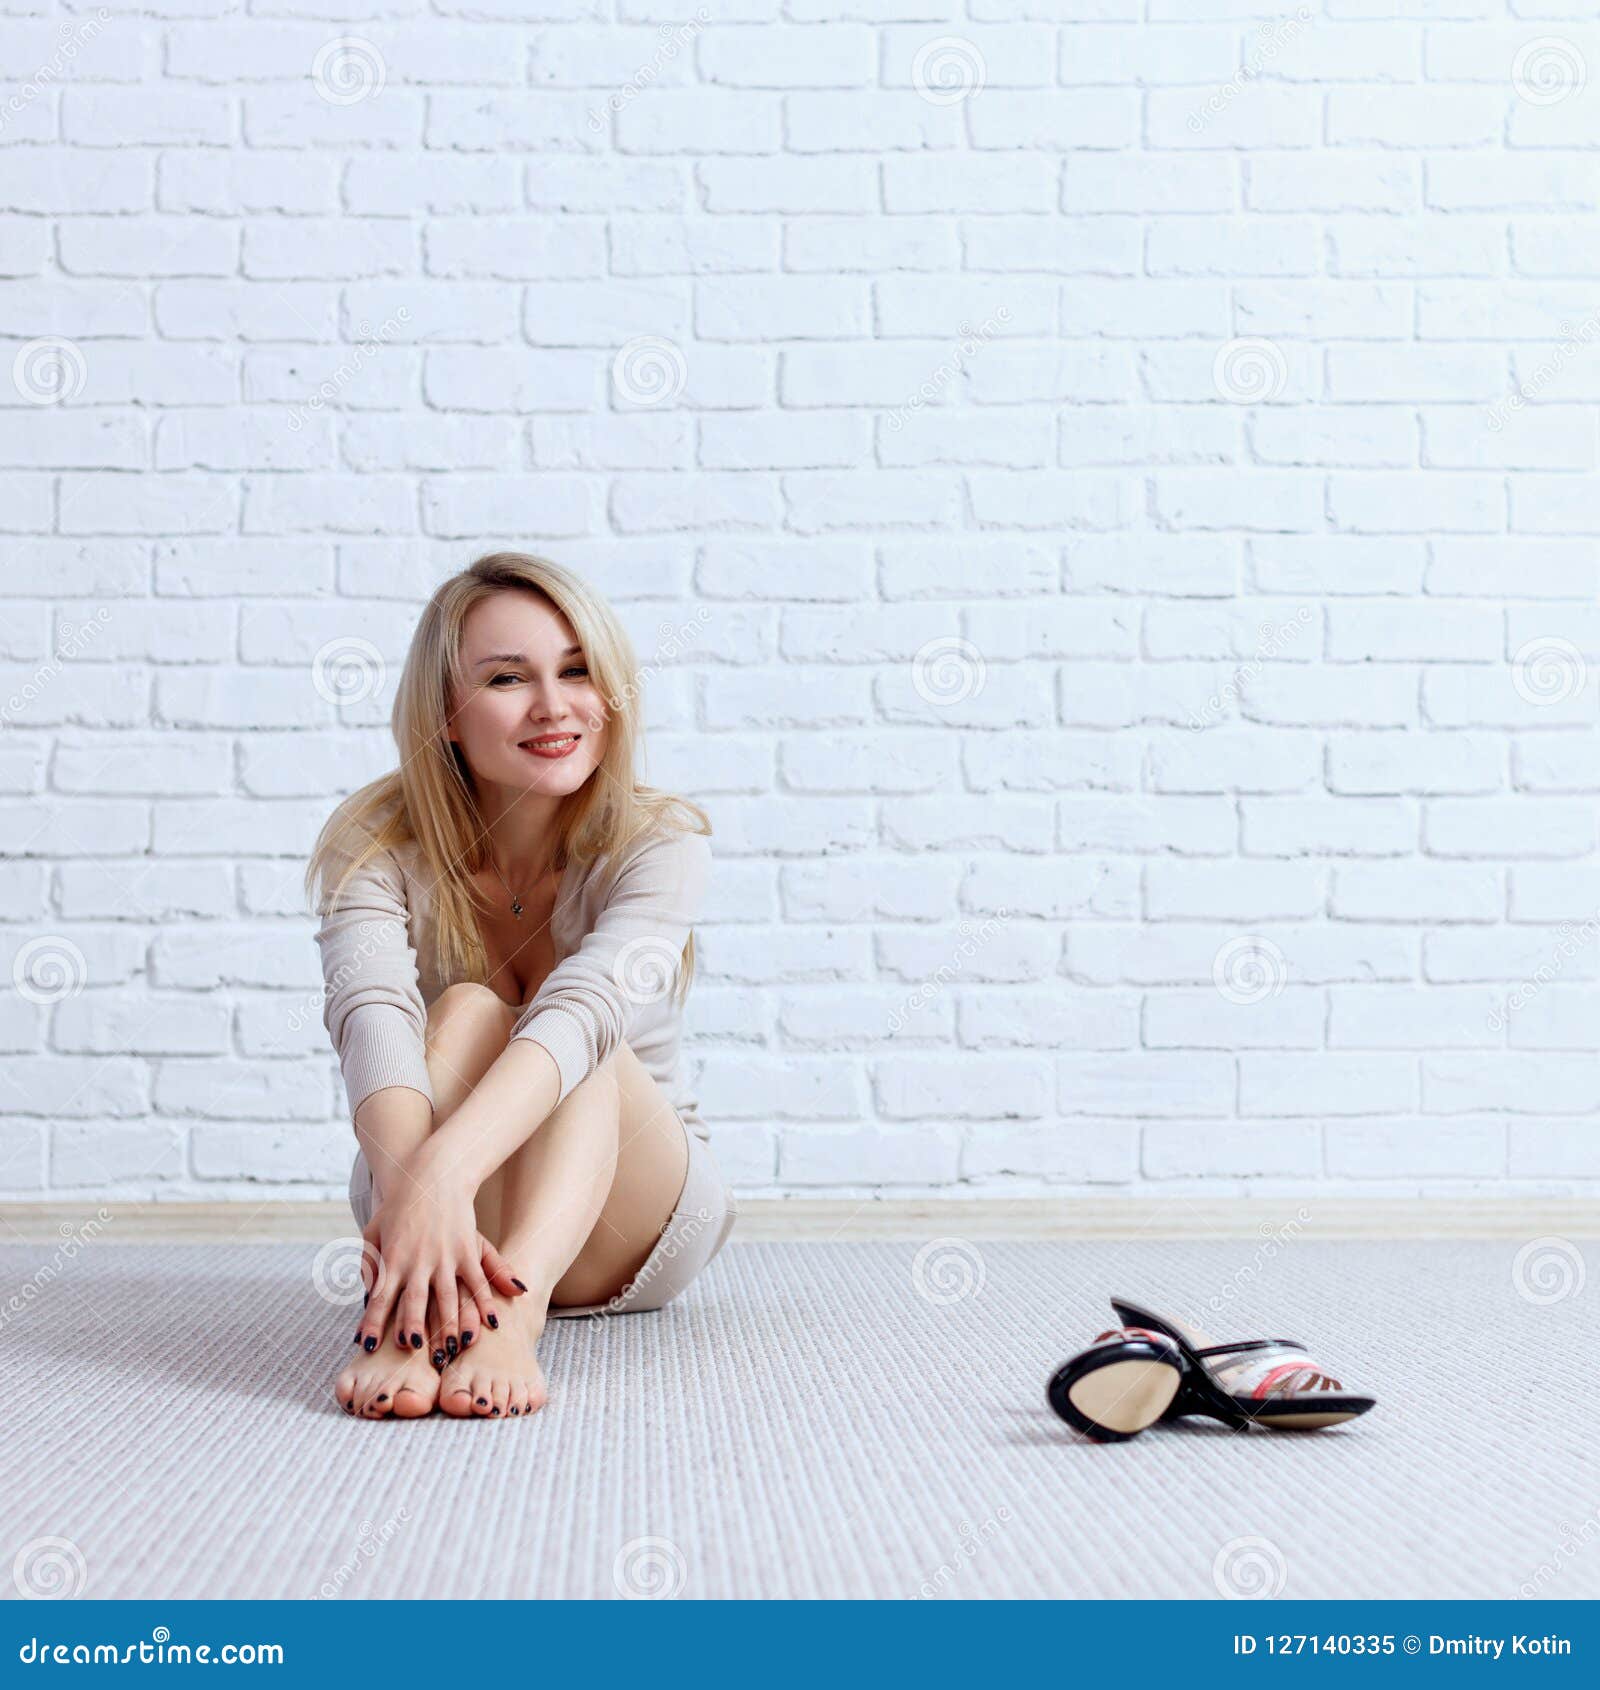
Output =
[
  {"x1": 1108, "y1": 1296, "x2": 1375, "y2": 1432},
  {"x1": 1046, "y1": 1325, "x2": 1187, "y2": 1442}
]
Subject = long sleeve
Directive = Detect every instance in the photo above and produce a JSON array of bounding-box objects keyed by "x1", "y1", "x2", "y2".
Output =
[
  {"x1": 509, "y1": 826, "x2": 711, "y2": 1108},
  {"x1": 312, "y1": 810, "x2": 435, "y2": 1120}
]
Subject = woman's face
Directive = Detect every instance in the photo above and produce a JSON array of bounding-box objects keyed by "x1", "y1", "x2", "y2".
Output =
[{"x1": 447, "y1": 590, "x2": 610, "y2": 810}]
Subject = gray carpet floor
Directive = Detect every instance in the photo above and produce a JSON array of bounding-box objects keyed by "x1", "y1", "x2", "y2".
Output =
[{"x1": 1, "y1": 1237, "x2": 1595, "y2": 1601}]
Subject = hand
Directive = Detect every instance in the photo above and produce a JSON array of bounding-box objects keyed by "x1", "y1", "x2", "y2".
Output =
[{"x1": 354, "y1": 1159, "x2": 526, "y2": 1359}]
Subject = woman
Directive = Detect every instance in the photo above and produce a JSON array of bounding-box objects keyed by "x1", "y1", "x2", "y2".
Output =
[{"x1": 304, "y1": 552, "x2": 737, "y2": 1421}]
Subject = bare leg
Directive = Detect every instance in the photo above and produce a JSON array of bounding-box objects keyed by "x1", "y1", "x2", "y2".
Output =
[
  {"x1": 332, "y1": 981, "x2": 690, "y2": 1420},
  {"x1": 334, "y1": 982, "x2": 535, "y2": 1418},
  {"x1": 437, "y1": 1015, "x2": 693, "y2": 1419}
]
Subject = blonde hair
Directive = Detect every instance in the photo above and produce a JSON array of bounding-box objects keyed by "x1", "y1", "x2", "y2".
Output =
[{"x1": 303, "y1": 551, "x2": 710, "y2": 1001}]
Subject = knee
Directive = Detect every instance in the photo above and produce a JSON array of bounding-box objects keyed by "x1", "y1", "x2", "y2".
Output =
[{"x1": 427, "y1": 981, "x2": 514, "y2": 1035}]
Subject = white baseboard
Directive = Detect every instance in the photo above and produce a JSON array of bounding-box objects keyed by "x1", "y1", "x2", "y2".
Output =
[{"x1": 1, "y1": 1197, "x2": 1595, "y2": 1243}]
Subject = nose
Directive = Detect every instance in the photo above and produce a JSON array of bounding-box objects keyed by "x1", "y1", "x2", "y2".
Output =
[{"x1": 522, "y1": 674, "x2": 568, "y2": 725}]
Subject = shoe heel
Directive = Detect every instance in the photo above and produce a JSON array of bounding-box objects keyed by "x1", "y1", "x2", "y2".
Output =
[{"x1": 1048, "y1": 1342, "x2": 1184, "y2": 1443}]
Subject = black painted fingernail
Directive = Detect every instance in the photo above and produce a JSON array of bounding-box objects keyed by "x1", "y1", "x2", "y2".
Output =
[
  {"x1": 376, "y1": 1393, "x2": 388, "y2": 1403},
  {"x1": 476, "y1": 1396, "x2": 488, "y2": 1407},
  {"x1": 486, "y1": 1312, "x2": 499, "y2": 1330},
  {"x1": 410, "y1": 1333, "x2": 422, "y2": 1350},
  {"x1": 511, "y1": 1278, "x2": 528, "y2": 1292},
  {"x1": 363, "y1": 1336, "x2": 376, "y2": 1353},
  {"x1": 446, "y1": 1336, "x2": 458, "y2": 1359},
  {"x1": 461, "y1": 1332, "x2": 473, "y2": 1348}
]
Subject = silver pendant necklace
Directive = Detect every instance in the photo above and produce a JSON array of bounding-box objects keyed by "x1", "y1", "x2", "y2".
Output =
[{"x1": 486, "y1": 854, "x2": 525, "y2": 919}]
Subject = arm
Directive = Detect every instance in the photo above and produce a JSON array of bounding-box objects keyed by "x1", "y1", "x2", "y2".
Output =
[
  {"x1": 354, "y1": 1085, "x2": 435, "y2": 1205},
  {"x1": 313, "y1": 809, "x2": 435, "y2": 1125},
  {"x1": 313, "y1": 806, "x2": 520, "y2": 1343},
  {"x1": 416, "y1": 825, "x2": 712, "y2": 1193}
]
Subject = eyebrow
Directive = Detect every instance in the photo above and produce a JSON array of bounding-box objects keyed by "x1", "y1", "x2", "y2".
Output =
[{"x1": 472, "y1": 646, "x2": 583, "y2": 668}]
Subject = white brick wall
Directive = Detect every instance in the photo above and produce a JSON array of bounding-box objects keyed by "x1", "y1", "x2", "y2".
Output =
[{"x1": 3, "y1": 2, "x2": 1598, "y2": 1202}]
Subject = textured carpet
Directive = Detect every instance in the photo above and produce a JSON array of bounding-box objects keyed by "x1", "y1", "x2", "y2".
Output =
[{"x1": 1, "y1": 1236, "x2": 1595, "y2": 1601}]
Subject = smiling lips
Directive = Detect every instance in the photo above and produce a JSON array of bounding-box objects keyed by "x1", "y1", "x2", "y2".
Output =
[{"x1": 520, "y1": 733, "x2": 581, "y2": 759}]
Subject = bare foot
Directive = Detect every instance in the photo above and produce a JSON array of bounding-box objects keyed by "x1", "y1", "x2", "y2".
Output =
[
  {"x1": 333, "y1": 1307, "x2": 441, "y2": 1420},
  {"x1": 437, "y1": 1291, "x2": 548, "y2": 1420}
]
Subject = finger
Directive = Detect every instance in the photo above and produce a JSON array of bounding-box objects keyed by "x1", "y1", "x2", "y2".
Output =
[
  {"x1": 358, "y1": 1248, "x2": 398, "y2": 1353},
  {"x1": 461, "y1": 1257, "x2": 497, "y2": 1335},
  {"x1": 455, "y1": 1278, "x2": 478, "y2": 1350},
  {"x1": 399, "y1": 1267, "x2": 431, "y2": 1356},
  {"x1": 479, "y1": 1236, "x2": 528, "y2": 1298},
  {"x1": 433, "y1": 1272, "x2": 460, "y2": 1368}
]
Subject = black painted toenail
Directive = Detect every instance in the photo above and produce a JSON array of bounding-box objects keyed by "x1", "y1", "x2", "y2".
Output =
[
  {"x1": 510, "y1": 1406, "x2": 519, "y2": 1415},
  {"x1": 512, "y1": 1278, "x2": 528, "y2": 1292},
  {"x1": 376, "y1": 1394, "x2": 388, "y2": 1403},
  {"x1": 476, "y1": 1397, "x2": 487, "y2": 1406},
  {"x1": 486, "y1": 1312, "x2": 498, "y2": 1330},
  {"x1": 353, "y1": 1331, "x2": 361, "y2": 1343},
  {"x1": 410, "y1": 1333, "x2": 422, "y2": 1349},
  {"x1": 491, "y1": 1407, "x2": 500, "y2": 1415}
]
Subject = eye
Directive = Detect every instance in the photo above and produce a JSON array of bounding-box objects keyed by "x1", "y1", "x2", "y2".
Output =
[
  {"x1": 488, "y1": 673, "x2": 521, "y2": 687},
  {"x1": 562, "y1": 664, "x2": 589, "y2": 679}
]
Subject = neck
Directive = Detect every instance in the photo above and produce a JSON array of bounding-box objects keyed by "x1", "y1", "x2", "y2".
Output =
[{"x1": 476, "y1": 782, "x2": 563, "y2": 886}]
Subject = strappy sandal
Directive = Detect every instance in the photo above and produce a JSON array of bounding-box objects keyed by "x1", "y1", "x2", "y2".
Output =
[
  {"x1": 1046, "y1": 1325, "x2": 1187, "y2": 1442},
  {"x1": 1109, "y1": 1296, "x2": 1375, "y2": 1432}
]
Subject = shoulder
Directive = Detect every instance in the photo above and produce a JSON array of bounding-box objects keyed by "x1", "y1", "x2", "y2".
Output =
[
  {"x1": 618, "y1": 823, "x2": 712, "y2": 880},
  {"x1": 315, "y1": 792, "x2": 413, "y2": 897},
  {"x1": 577, "y1": 823, "x2": 712, "y2": 902}
]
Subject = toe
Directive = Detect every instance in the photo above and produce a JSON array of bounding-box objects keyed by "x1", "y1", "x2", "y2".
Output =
[
  {"x1": 437, "y1": 1364, "x2": 475, "y2": 1418},
  {"x1": 471, "y1": 1379, "x2": 493, "y2": 1416},
  {"x1": 334, "y1": 1370, "x2": 357, "y2": 1413},
  {"x1": 389, "y1": 1362, "x2": 438, "y2": 1419},
  {"x1": 490, "y1": 1377, "x2": 509, "y2": 1418}
]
